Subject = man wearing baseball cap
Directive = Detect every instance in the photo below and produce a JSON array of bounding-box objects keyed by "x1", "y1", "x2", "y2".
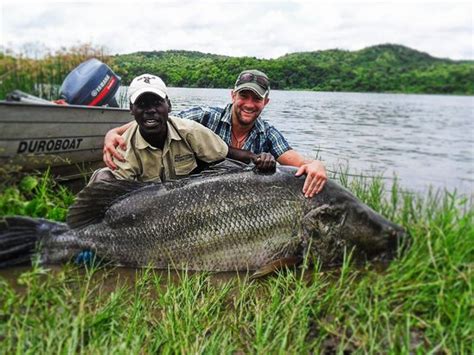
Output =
[
  {"x1": 233, "y1": 69, "x2": 270, "y2": 98},
  {"x1": 103, "y1": 70, "x2": 327, "y2": 196},
  {"x1": 90, "y1": 73, "x2": 274, "y2": 183}
]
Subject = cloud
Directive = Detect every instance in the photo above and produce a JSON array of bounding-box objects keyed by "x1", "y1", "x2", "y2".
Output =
[{"x1": 1, "y1": 1, "x2": 472, "y2": 59}]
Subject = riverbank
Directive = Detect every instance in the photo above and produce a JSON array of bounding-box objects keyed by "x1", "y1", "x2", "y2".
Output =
[{"x1": 0, "y1": 171, "x2": 472, "y2": 353}]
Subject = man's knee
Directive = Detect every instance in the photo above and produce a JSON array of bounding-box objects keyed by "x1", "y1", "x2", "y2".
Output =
[{"x1": 88, "y1": 168, "x2": 116, "y2": 185}]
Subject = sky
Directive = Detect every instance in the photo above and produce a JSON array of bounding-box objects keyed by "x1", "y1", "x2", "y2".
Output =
[{"x1": 1, "y1": 1, "x2": 473, "y2": 60}]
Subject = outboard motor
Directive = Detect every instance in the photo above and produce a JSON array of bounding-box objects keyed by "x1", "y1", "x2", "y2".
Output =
[{"x1": 59, "y1": 58, "x2": 121, "y2": 107}]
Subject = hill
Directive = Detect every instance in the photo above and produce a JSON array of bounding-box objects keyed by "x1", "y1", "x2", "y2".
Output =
[{"x1": 111, "y1": 44, "x2": 474, "y2": 95}]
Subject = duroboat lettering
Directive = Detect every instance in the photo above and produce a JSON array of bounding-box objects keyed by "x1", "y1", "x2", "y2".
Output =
[{"x1": 16, "y1": 138, "x2": 85, "y2": 154}]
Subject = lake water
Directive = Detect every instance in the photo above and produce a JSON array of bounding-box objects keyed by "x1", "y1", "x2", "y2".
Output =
[{"x1": 164, "y1": 88, "x2": 473, "y2": 197}]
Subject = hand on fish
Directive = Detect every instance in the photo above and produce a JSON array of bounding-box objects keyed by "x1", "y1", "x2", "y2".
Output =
[
  {"x1": 252, "y1": 152, "x2": 276, "y2": 173},
  {"x1": 295, "y1": 160, "x2": 327, "y2": 198}
]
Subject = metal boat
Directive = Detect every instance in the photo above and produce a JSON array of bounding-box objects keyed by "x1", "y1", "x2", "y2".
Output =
[
  {"x1": 0, "y1": 100, "x2": 130, "y2": 182},
  {"x1": 0, "y1": 59, "x2": 130, "y2": 190}
]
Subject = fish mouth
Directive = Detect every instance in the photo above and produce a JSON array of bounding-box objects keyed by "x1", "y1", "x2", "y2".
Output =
[{"x1": 376, "y1": 225, "x2": 409, "y2": 260}]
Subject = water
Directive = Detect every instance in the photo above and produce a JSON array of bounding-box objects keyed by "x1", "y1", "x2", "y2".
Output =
[{"x1": 165, "y1": 88, "x2": 473, "y2": 196}]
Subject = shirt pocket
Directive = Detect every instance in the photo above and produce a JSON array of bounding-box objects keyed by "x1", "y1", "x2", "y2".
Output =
[{"x1": 174, "y1": 154, "x2": 197, "y2": 176}]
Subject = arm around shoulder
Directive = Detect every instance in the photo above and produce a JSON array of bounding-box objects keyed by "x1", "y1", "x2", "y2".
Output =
[
  {"x1": 113, "y1": 122, "x2": 133, "y2": 135},
  {"x1": 103, "y1": 121, "x2": 134, "y2": 169}
]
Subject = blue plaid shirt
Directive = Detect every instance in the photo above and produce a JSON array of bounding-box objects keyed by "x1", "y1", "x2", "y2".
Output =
[{"x1": 176, "y1": 104, "x2": 291, "y2": 159}]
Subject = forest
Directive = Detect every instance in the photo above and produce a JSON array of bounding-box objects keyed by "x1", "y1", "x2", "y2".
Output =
[
  {"x1": 112, "y1": 44, "x2": 474, "y2": 95},
  {"x1": 1, "y1": 43, "x2": 473, "y2": 98}
]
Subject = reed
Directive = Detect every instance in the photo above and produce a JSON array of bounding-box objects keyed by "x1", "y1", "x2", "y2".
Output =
[
  {"x1": 0, "y1": 44, "x2": 112, "y2": 100},
  {"x1": 0, "y1": 170, "x2": 472, "y2": 353}
]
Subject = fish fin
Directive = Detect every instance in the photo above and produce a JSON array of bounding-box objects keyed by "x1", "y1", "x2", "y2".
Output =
[
  {"x1": 249, "y1": 256, "x2": 302, "y2": 280},
  {"x1": 188, "y1": 159, "x2": 252, "y2": 178},
  {"x1": 67, "y1": 180, "x2": 152, "y2": 229},
  {"x1": 0, "y1": 216, "x2": 63, "y2": 268},
  {"x1": 202, "y1": 158, "x2": 250, "y2": 172}
]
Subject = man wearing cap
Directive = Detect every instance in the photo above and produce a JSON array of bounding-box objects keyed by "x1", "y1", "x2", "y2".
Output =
[
  {"x1": 102, "y1": 70, "x2": 327, "y2": 196},
  {"x1": 90, "y1": 73, "x2": 275, "y2": 183}
]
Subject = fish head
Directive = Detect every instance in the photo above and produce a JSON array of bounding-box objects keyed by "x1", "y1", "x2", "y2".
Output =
[
  {"x1": 304, "y1": 182, "x2": 408, "y2": 265},
  {"x1": 337, "y1": 201, "x2": 407, "y2": 261}
]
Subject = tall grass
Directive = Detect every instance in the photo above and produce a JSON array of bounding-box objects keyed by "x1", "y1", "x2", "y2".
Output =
[
  {"x1": 0, "y1": 44, "x2": 112, "y2": 100},
  {"x1": 0, "y1": 171, "x2": 472, "y2": 353}
]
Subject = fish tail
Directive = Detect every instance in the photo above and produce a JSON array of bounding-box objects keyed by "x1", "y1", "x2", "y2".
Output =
[{"x1": 0, "y1": 216, "x2": 67, "y2": 267}]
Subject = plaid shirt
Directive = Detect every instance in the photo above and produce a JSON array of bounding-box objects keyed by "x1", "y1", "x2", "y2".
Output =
[{"x1": 176, "y1": 104, "x2": 291, "y2": 159}]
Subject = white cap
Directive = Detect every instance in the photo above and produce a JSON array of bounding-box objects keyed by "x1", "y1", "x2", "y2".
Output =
[{"x1": 128, "y1": 74, "x2": 168, "y2": 104}]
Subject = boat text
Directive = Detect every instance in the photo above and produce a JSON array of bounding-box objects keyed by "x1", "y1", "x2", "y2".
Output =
[
  {"x1": 17, "y1": 138, "x2": 84, "y2": 154},
  {"x1": 91, "y1": 74, "x2": 111, "y2": 97}
]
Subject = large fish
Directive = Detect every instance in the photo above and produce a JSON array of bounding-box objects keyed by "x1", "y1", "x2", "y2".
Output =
[{"x1": 0, "y1": 164, "x2": 407, "y2": 274}]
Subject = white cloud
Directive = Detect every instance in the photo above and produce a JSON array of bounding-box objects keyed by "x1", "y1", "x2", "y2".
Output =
[{"x1": 1, "y1": 1, "x2": 472, "y2": 59}]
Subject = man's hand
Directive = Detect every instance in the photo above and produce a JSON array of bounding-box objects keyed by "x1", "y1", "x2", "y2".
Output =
[
  {"x1": 226, "y1": 147, "x2": 276, "y2": 173},
  {"x1": 252, "y1": 152, "x2": 276, "y2": 173},
  {"x1": 103, "y1": 130, "x2": 127, "y2": 170},
  {"x1": 295, "y1": 160, "x2": 327, "y2": 198}
]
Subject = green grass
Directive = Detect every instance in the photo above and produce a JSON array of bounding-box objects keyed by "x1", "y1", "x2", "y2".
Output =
[
  {"x1": 1, "y1": 45, "x2": 112, "y2": 100},
  {"x1": 0, "y1": 171, "x2": 472, "y2": 353},
  {"x1": 0, "y1": 171, "x2": 74, "y2": 221}
]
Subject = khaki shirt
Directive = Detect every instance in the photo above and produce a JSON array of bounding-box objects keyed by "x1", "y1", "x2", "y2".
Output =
[{"x1": 112, "y1": 116, "x2": 228, "y2": 182}]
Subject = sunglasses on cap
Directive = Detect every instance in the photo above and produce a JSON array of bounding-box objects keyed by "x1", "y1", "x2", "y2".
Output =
[{"x1": 235, "y1": 73, "x2": 270, "y2": 91}]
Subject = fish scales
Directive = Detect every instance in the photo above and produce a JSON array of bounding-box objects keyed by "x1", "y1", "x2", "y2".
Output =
[
  {"x1": 89, "y1": 172, "x2": 306, "y2": 270},
  {"x1": 0, "y1": 165, "x2": 407, "y2": 271}
]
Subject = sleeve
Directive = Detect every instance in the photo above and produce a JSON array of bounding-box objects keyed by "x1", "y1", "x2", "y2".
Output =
[
  {"x1": 266, "y1": 126, "x2": 292, "y2": 159},
  {"x1": 176, "y1": 107, "x2": 207, "y2": 123},
  {"x1": 185, "y1": 121, "x2": 228, "y2": 163}
]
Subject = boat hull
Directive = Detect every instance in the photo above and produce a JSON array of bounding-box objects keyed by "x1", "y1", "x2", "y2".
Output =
[{"x1": 0, "y1": 101, "x2": 131, "y2": 182}]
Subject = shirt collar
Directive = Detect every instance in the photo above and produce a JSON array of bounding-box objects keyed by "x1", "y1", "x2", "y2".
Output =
[
  {"x1": 221, "y1": 104, "x2": 233, "y2": 125},
  {"x1": 134, "y1": 116, "x2": 182, "y2": 150}
]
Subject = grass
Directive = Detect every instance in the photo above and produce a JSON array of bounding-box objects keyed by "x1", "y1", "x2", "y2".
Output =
[
  {"x1": 0, "y1": 171, "x2": 472, "y2": 353},
  {"x1": 1, "y1": 44, "x2": 112, "y2": 100},
  {"x1": 0, "y1": 171, "x2": 74, "y2": 221}
]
